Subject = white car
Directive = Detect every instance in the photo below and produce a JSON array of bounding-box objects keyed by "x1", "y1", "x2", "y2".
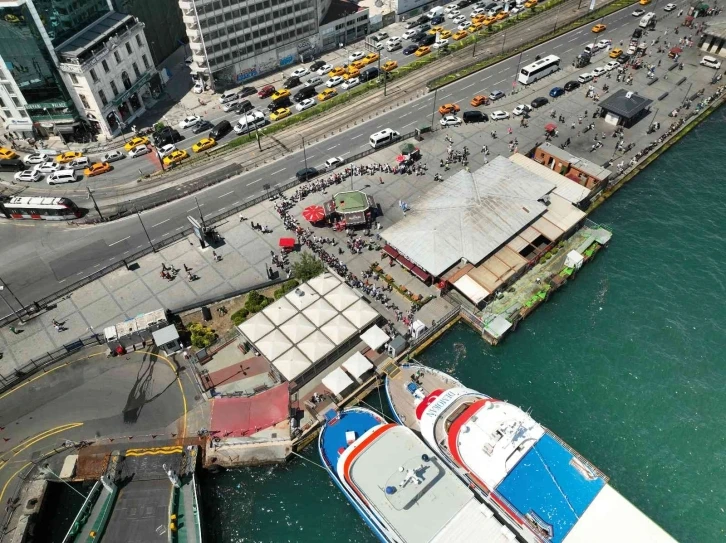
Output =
[
  {"x1": 445, "y1": 3, "x2": 459, "y2": 12},
  {"x1": 627, "y1": 44, "x2": 637, "y2": 55},
  {"x1": 596, "y1": 39, "x2": 612, "y2": 49},
  {"x1": 158, "y1": 144, "x2": 177, "y2": 158},
  {"x1": 510, "y1": 6, "x2": 523, "y2": 14},
  {"x1": 178, "y1": 115, "x2": 201, "y2": 129},
  {"x1": 342, "y1": 77, "x2": 360, "y2": 90},
  {"x1": 472, "y1": 6, "x2": 487, "y2": 14},
  {"x1": 101, "y1": 150, "x2": 125, "y2": 162},
  {"x1": 491, "y1": 110, "x2": 510, "y2": 120},
  {"x1": 700, "y1": 55, "x2": 722, "y2": 69},
  {"x1": 222, "y1": 101, "x2": 238, "y2": 112},
  {"x1": 372, "y1": 42, "x2": 385, "y2": 51},
  {"x1": 605, "y1": 60, "x2": 620, "y2": 71},
  {"x1": 440, "y1": 114, "x2": 463, "y2": 126},
  {"x1": 304, "y1": 76, "x2": 323, "y2": 87},
  {"x1": 65, "y1": 157, "x2": 90, "y2": 170},
  {"x1": 452, "y1": 14, "x2": 466, "y2": 23},
  {"x1": 24, "y1": 152, "x2": 52, "y2": 165},
  {"x1": 386, "y1": 36, "x2": 402, "y2": 46},
  {"x1": 34, "y1": 162, "x2": 62, "y2": 175},
  {"x1": 632, "y1": 8, "x2": 645, "y2": 16},
  {"x1": 457, "y1": 22, "x2": 469, "y2": 30},
  {"x1": 316, "y1": 63, "x2": 333, "y2": 75},
  {"x1": 295, "y1": 98, "x2": 316, "y2": 111},
  {"x1": 290, "y1": 67, "x2": 309, "y2": 78},
  {"x1": 512, "y1": 104, "x2": 533, "y2": 116},
  {"x1": 402, "y1": 29, "x2": 418, "y2": 40},
  {"x1": 326, "y1": 76, "x2": 344, "y2": 87},
  {"x1": 348, "y1": 51, "x2": 365, "y2": 62},
  {"x1": 376, "y1": 32, "x2": 389, "y2": 40},
  {"x1": 128, "y1": 145, "x2": 151, "y2": 158},
  {"x1": 578, "y1": 72, "x2": 594, "y2": 83},
  {"x1": 664, "y1": 3, "x2": 676, "y2": 10},
  {"x1": 14, "y1": 169, "x2": 42, "y2": 182},
  {"x1": 325, "y1": 156, "x2": 344, "y2": 170},
  {"x1": 192, "y1": 81, "x2": 204, "y2": 94},
  {"x1": 591, "y1": 66, "x2": 607, "y2": 77},
  {"x1": 449, "y1": 9, "x2": 461, "y2": 16},
  {"x1": 433, "y1": 39, "x2": 449, "y2": 49}
]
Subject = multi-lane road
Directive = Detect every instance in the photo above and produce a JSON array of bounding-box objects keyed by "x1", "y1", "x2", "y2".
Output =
[{"x1": 0, "y1": 0, "x2": 691, "y2": 314}]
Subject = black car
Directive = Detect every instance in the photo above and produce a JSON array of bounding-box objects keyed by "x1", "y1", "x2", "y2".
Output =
[
  {"x1": 403, "y1": 44, "x2": 418, "y2": 55},
  {"x1": 617, "y1": 53, "x2": 631, "y2": 64},
  {"x1": 430, "y1": 14, "x2": 445, "y2": 24},
  {"x1": 294, "y1": 86, "x2": 317, "y2": 102},
  {"x1": 530, "y1": 96, "x2": 549, "y2": 108},
  {"x1": 463, "y1": 110, "x2": 488, "y2": 123},
  {"x1": 268, "y1": 97, "x2": 292, "y2": 111},
  {"x1": 309, "y1": 60, "x2": 327, "y2": 72},
  {"x1": 360, "y1": 67, "x2": 379, "y2": 82},
  {"x1": 418, "y1": 34, "x2": 436, "y2": 47},
  {"x1": 410, "y1": 31, "x2": 427, "y2": 43},
  {"x1": 296, "y1": 167, "x2": 319, "y2": 182},
  {"x1": 192, "y1": 120, "x2": 213, "y2": 134},
  {"x1": 563, "y1": 80, "x2": 581, "y2": 92},
  {"x1": 238, "y1": 86, "x2": 256, "y2": 98},
  {"x1": 153, "y1": 127, "x2": 183, "y2": 146},
  {"x1": 235, "y1": 100, "x2": 254, "y2": 114},
  {"x1": 632, "y1": 28, "x2": 642, "y2": 39},
  {"x1": 418, "y1": 23, "x2": 431, "y2": 33}
]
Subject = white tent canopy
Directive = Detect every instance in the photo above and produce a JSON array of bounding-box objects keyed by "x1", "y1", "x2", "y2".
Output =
[
  {"x1": 298, "y1": 330, "x2": 336, "y2": 364},
  {"x1": 284, "y1": 282, "x2": 320, "y2": 311},
  {"x1": 454, "y1": 274, "x2": 490, "y2": 305},
  {"x1": 263, "y1": 297, "x2": 297, "y2": 326},
  {"x1": 273, "y1": 347, "x2": 312, "y2": 381},
  {"x1": 360, "y1": 325, "x2": 390, "y2": 351},
  {"x1": 307, "y1": 272, "x2": 341, "y2": 296},
  {"x1": 320, "y1": 314, "x2": 358, "y2": 346},
  {"x1": 279, "y1": 313, "x2": 316, "y2": 343},
  {"x1": 342, "y1": 352, "x2": 374, "y2": 380},
  {"x1": 255, "y1": 329, "x2": 293, "y2": 362},
  {"x1": 302, "y1": 298, "x2": 338, "y2": 327},
  {"x1": 326, "y1": 283, "x2": 360, "y2": 312},
  {"x1": 342, "y1": 299, "x2": 379, "y2": 329},
  {"x1": 238, "y1": 312, "x2": 275, "y2": 343},
  {"x1": 322, "y1": 367, "x2": 355, "y2": 397}
]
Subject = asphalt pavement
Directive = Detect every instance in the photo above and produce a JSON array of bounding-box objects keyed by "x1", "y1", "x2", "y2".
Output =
[{"x1": 0, "y1": 0, "x2": 695, "y2": 312}]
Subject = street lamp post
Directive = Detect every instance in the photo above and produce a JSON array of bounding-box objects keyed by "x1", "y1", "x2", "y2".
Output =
[
  {"x1": 134, "y1": 206, "x2": 155, "y2": 251},
  {"x1": 302, "y1": 136, "x2": 309, "y2": 171},
  {"x1": 430, "y1": 88, "x2": 438, "y2": 129},
  {"x1": 86, "y1": 187, "x2": 104, "y2": 220}
]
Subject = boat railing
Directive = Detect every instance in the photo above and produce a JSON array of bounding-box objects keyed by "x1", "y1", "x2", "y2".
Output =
[
  {"x1": 492, "y1": 490, "x2": 551, "y2": 543},
  {"x1": 545, "y1": 429, "x2": 609, "y2": 483}
]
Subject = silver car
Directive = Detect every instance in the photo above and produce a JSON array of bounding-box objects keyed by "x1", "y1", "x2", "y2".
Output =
[{"x1": 101, "y1": 150, "x2": 125, "y2": 162}]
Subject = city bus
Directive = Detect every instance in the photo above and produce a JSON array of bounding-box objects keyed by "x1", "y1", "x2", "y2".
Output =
[
  {"x1": 517, "y1": 55, "x2": 561, "y2": 85},
  {"x1": 0, "y1": 196, "x2": 82, "y2": 220}
]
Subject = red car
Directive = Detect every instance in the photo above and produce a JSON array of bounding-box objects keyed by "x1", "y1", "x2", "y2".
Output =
[{"x1": 258, "y1": 85, "x2": 275, "y2": 98}]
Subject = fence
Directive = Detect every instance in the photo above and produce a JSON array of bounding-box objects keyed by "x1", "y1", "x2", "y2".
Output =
[{"x1": 408, "y1": 305, "x2": 461, "y2": 350}]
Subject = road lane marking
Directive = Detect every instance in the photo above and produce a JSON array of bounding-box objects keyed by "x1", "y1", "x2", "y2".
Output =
[
  {"x1": 186, "y1": 204, "x2": 203, "y2": 212},
  {"x1": 375, "y1": 124, "x2": 384, "y2": 129},
  {"x1": 351, "y1": 134, "x2": 363, "y2": 139},
  {"x1": 402, "y1": 121, "x2": 417, "y2": 128},
  {"x1": 151, "y1": 218, "x2": 170, "y2": 228},
  {"x1": 270, "y1": 168, "x2": 286, "y2": 175},
  {"x1": 218, "y1": 190, "x2": 234, "y2": 198},
  {"x1": 564, "y1": 48, "x2": 573, "y2": 53},
  {"x1": 569, "y1": 37, "x2": 578, "y2": 42},
  {"x1": 326, "y1": 144, "x2": 339, "y2": 150},
  {"x1": 247, "y1": 178, "x2": 262, "y2": 186},
  {"x1": 440, "y1": 93, "x2": 452, "y2": 99},
  {"x1": 461, "y1": 83, "x2": 475, "y2": 90},
  {"x1": 553, "y1": 44, "x2": 563, "y2": 49},
  {"x1": 417, "y1": 104, "x2": 429, "y2": 110},
  {"x1": 108, "y1": 236, "x2": 130, "y2": 246}
]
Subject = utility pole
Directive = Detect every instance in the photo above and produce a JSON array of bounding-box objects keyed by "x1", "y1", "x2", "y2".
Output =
[
  {"x1": 377, "y1": 55, "x2": 388, "y2": 97},
  {"x1": 682, "y1": 82, "x2": 693, "y2": 106},
  {"x1": 430, "y1": 88, "x2": 438, "y2": 129},
  {"x1": 302, "y1": 136, "x2": 309, "y2": 171},
  {"x1": 135, "y1": 206, "x2": 155, "y2": 251},
  {"x1": 501, "y1": 31, "x2": 507, "y2": 55},
  {"x1": 86, "y1": 187, "x2": 103, "y2": 220},
  {"x1": 513, "y1": 51, "x2": 523, "y2": 89},
  {"x1": 0, "y1": 277, "x2": 24, "y2": 323},
  {"x1": 195, "y1": 196, "x2": 206, "y2": 229}
]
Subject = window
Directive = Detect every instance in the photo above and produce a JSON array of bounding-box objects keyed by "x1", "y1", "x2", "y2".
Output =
[
  {"x1": 11, "y1": 96, "x2": 21, "y2": 107},
  {"x1": 70, "y1": 73, "x2": 79, "y2": 84},
  {"x1": 132, "y1": 62, "x2": 141, "y2": 78},
  {"x1": 114, "y1": 51, "x2": 121, "y2": 64},
  {"x1": 90, "y1": 68, "x2": 99, "y2": 83},
  {"x1": 121, "y1": 71, "x2": 131, "y2": 90},
  {"x1": 110, "y1": 80, "x2": 118, "y2": 95},
  {"x1": 142, "y1": 54, "x2": 150, "y2": 69},
  {"x1": 79, "y1": 94, "x2": 90, "y2": 108},
  {"x1": 125, "y1": 42, "x2": 132, "y2": 55},
  {"x1": 99, "y1": 89, "x2": 108, "y2": 106},
  {"x1": 0, "y1": 97, "x2": 5, "y2": 108},
  {"x1": 136, "y1": 34, "x2": 142, "y2": 47},
  {"x1": 102, "y1": 60, "x2": 109, "y2": 73},
  {"x1": 19, "y1": 110, "x2": 27, "y2": 118}
]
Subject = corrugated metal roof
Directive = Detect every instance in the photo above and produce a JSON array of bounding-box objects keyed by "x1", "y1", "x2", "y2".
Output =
[
  {"x1": 381, "y1": 156, "x2": 554, "y2": 276},
  {"x1": 509, "y1": 153, "x2": 593, "y2": 204}
]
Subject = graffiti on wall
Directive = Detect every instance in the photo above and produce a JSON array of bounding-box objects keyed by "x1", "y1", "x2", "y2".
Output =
[
  {"x1": 236, "y1": 67, "x2": 258, "y2": 82},
  {"x1": 279, "y1": 55, "x2": 295, "y2": 67}
]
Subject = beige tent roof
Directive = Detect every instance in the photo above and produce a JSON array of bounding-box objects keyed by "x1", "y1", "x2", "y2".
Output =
[
  {"x1": 342, "y1": 352, "x2": 374, "y2": 379},
  {"x1": 284, "y1": 282, "x2": 320, "y2": 311},
  {"x1": 297, "y1": 330, "x2": 336, "y2": 364},
  {"x1": 325, "y1": 283, "x2": 360, "y2": 312},
  {"x1": 342, "y1": 299, "x2": 379, "y2": 329},
  {"x1": 302, "y1": 298, "x2": 338, "y2": 327},
  {"x1": 454, "y1": 274, "x2": 490, "y2": 305},
  {"x1": 273, "y1": 347, "x2": 312, "y2": 381},
  {"x1": 307, "y1": 272, "x2": 341, "y2": 296},
  {"x1": 360, "y1": 325, "x2": 390, "y2": 350},
  {"x1": 322, "y1": 367, "x2": 355, "y2": 396},
  {"x1": 263, "y1": 297, "x2": 297, "y2": 326},
  {"x1": 278, "y1": 313, "x2": 316, "y2": 343},
  {"x1": 237, "y1": 312, "x2": 275, "y2": 343},
  {"x1": 320, "y1": 314, "x2": 358, "y2": 345},
  {"x1": 255, "y1": 329, "x2": 293, "y2": 362}
]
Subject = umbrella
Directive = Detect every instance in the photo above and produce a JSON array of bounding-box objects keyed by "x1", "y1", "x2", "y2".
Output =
[
  {"x1": 670, "y1": 47, "x2": 683, "y2": 54},
  {"x1": 395, "y1": 154, "x2": 407, "y2": 163},
  {"x1": 302, "y1": 205, "x2": 326, "y2": 222},
  {"x1": 544, "y1": 123, "x2": 557, "y2": 132}
]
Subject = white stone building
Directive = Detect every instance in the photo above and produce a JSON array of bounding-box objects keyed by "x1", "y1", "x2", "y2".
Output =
[{"x1": 56, "y1": 12, "x2": 158, "y2": 139}]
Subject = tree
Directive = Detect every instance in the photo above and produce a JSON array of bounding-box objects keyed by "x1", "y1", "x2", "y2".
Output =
[
  {"x1": 291, "y1": 252, "x2": 325, "y2": 282},
  {"x1": 188, "y1": 323, "x2": 216, "y2": 349}
]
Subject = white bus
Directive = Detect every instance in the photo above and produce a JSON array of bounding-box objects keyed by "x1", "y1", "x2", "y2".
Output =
[
  {"x1": 517, "y1": 55, "x2": 561, "y2": 85},
  {"x1": 639, "y1": 12, "x2": 656, "y2": 28}
]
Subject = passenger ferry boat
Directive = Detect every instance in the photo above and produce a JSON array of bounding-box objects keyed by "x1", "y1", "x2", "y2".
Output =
[
  {"x1": 385, "y1": 364, "x2": 676, "y2": 543},
  {"x1": 318, "y1": 406, "x2": 518, "y2": 543}
]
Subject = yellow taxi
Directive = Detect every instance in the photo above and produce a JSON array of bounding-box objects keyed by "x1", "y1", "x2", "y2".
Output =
[
  {"x1": 483, "y1": 16, "x2": 497, "y2": 25},
  {"x1": 592, "y1": 23, "x2": 607, "y2": 33},
  {"x1": 83, "y1": 162, "x2": 111, "y2": 177},
  {"x1": 609, "y1": 47, "x2": 623, "y2": 58},
  {"x1": 317, "y1": 88, "x2": 337, "y2": 101},
  {"x1": 472, "y1": 13, "x2": 487, "y2": 23},
  {"x1": 414, "y1": 45, "x2": 431, "y2": 57},
  {"x1": 470, "y1": 95, "x2": 490, "y2": 107},
  {"x1": 55, "y1": 151, "x2": 83, "y2": 163},
  {"x1": 428, "y1": 25, "x2": 444, "y2": 35},
  {"x1": 362, "y1": 52, "x2": 379, "y2": 65},
  {"x1": 0, "y1": 147, "x2": 18, "y2": 160},
  {"x1": 350, "y1": 60, "x2": 367, "y2": 70},
  {"x1": 328, "y1": 66, "x2": 346, "y2": 77},
  {"x1": 270, "y1": 107, "x2": 292, "y2": 121},
  {"x1": 438, "y1": 103, "x2": 460, "y2": 115},
  {"x1": 192, "y1": 138, "x2": 216, "y2": 152},
  {"x1": 639, "y1": 0, "x2": 651, "y2": 4},
  {"x1": 382, "y1": 60, "x2": 398, "y2": 72},
  {"x1": 123, "y1": 136, "x2": 149, "y2": 152},
  {"x1": 453, "y1": 30, "x2": 468, "y2": 40},
  {"x1": 524, "y1": 0, "x2": 538, "y2": 7},
  {"x1": 162, "y1": 149, "x2": 189, "y2": 166},
  {"x1": 271, "y1": 89, "x2": 291, "y2": 101},
  {"x1": 468, "y1": 22, "x2": 483, "y2": 33},
  {"x1": 439, "y1": 29, "x2": 452, "y2": 39},
  {"x1": 495, "y1": 11, "x2": 508, "y2": 20},
  {"x1": 343, "y1": 68, "x2": 360, "y2": 80}
]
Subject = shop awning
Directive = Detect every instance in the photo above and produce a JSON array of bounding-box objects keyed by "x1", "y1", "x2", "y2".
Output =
[
  {"x1": 322, "y1": 367, "x2": 354, "y2": 397},
  {"x1": 342, "y1": 352, "x2": 374, "y2": 380},
  {"x1": 397, "y1": 255, "x2": 413, "y2": 270},
  {"x1": 411, "y1": 265, "x2": 430, "y2": 283},
  {"x1": 383, "y1": 244, "x2": 399, "y2": 259}
]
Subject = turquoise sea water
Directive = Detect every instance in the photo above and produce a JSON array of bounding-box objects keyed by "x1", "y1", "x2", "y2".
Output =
[{"x1": 199, "y1": 111, "x2": 726, "y2": 542}]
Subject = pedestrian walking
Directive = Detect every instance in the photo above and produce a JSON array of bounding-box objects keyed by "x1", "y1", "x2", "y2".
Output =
[
  {"x1": 9, "y1": 326, "x2": 20, "y2": 334},
  {"x1": 183, "y1": 264, "x2": 191, "y2": 273}
]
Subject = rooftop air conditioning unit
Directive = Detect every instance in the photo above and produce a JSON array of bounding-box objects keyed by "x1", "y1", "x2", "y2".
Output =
[{"x1": 625, "y1": 91, "x2": 634, "y2": 99}]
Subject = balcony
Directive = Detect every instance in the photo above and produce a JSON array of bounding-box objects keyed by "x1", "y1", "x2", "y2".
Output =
[
  {"x1": 179, "y1": 0, "x2": 194, "y2": 9},
  {"x1": 192, "y1": 53, "x2": 206, "y2": 65},
  {"x1": 187, "y1": 26, "x2": 200, "y2": 39},
  {"x1": 182, "y1": 14, "x2": 197, "y2": 25},
  {"x1": 189, "y1": 40, "x2": 203, "y2": 51}
]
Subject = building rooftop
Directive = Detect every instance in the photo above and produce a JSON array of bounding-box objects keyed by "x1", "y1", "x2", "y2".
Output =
[
  {"x1": 597, "y1": 89, "x2": 652, "y2": 119},
  {"x1": 381, "y1": 156, "x2": 556, "y2": 277},
  {"x1": 527, "y1": 145, "x2": 612, "y2": 183},
  {"x1": 702, "y1": 14, "x2": 726, "y2": 39},
  {"x1": 57, "y1": 12, "x2": 135, "y2": 60}
]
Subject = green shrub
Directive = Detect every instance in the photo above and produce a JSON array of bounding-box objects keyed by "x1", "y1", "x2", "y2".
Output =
[
  {"x1": 230, "y1": 307, "x2": 249, "y2": 326},
  {"x1": 292, "y1": 252, "x2": 325, "y2": 282},
  {"x1": 188, "y1": 323, "x2": 216, "y2": 348},
  {"x1": 273, "y1": 279, "x2": 300, "y2": 299}
]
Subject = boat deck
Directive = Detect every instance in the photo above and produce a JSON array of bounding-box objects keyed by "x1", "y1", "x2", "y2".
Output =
[{"x1": 386, "y1": 364, "x2": 462, "y2": 433}]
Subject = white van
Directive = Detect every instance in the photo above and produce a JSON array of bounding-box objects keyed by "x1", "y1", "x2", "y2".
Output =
[
  {"x1": 639, "y1": 12, "x2": 655, "y2": 28},
  {"x1": 583, "y1": 43, "x2": 596, "y2": 56},
  {"x1": 47, "y1": 170, "x2": 77, "y2": 185},
  {"x1": 234, "y1": 111, "x2": 267, "y2": 135},
  {"x1": 427, "y1": 6, "x2": 445, "y2": 18},
  {"x1": 369, "y1": 128, "x2": 400, "y2": 149},
  {"x1": 219, "y1": 90, "x2": 238, "y2": 104}
]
